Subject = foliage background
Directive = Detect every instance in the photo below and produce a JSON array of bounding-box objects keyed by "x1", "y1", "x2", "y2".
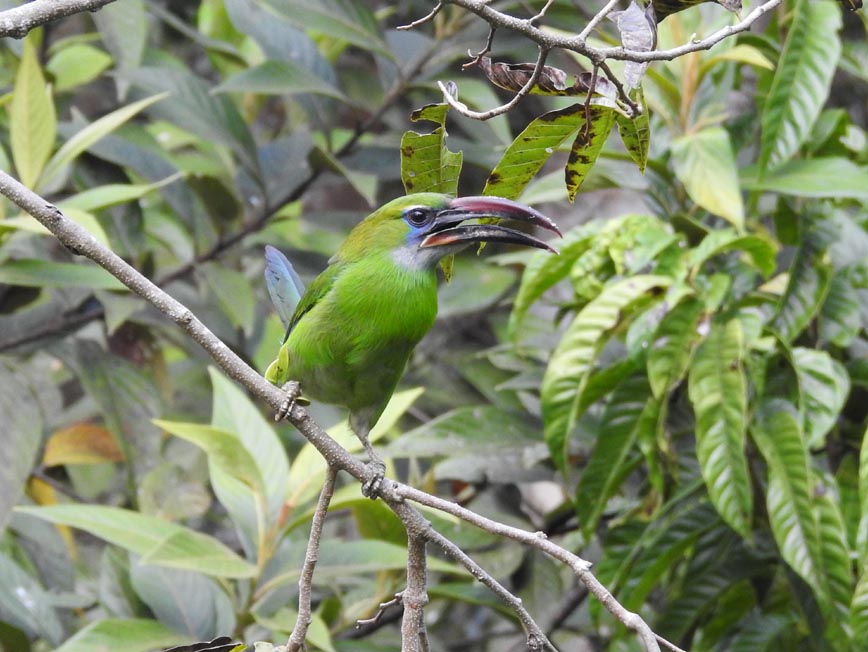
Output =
[{"x1": 1, "y1": 0, "x2": 868, "y2": 651}]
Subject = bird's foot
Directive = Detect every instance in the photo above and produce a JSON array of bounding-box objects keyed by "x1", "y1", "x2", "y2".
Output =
[
  {"x1": 274, "y1": 380, "x2": 308, "y2": 421},
  {"x1": 361, "y1": 458, "x2": 386, "y2": 499}
]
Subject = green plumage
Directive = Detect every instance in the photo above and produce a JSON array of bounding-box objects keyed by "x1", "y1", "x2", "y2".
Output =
[{"x1": 266, "y1": 194, "x2": 447, "y2": 435}]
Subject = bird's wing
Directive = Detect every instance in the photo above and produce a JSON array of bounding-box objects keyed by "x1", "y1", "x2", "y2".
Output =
[
  {"x1": 264, "y1": 246, "x2": 305, "y2": 330},
  {"x1": 283, "y1": 262, "x2": 341, "y2": 342}
]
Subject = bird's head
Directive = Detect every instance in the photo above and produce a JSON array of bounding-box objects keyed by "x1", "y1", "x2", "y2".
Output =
[{"x1": 343, "y1": 193, "x2": 560, "y2": 268}]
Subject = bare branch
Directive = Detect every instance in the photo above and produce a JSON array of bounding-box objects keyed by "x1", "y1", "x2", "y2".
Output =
[
  {"x1": 576, "y1": 0, "x2": 622, "y2": 42},
  {"x1": 356, "y1": 592, "x2": 404, "y2": 628},
  {"x1": 0, "y1": 0, "x2": 117, "y2": 39},
  {"x1": 397, "y1": 2, "x2": 443, "y2": 30},
  {"x1": 529, "y1": 0, "x2": 557, "y2": 24},
  {"x1": 462, "y1": 25, "x2": 496, "y2": 69},
  {"x1": 440, "y1": 46, "x2": 550, "y2": 120},
  {"x1": 287, "y1": 466, "x2": 338, "y2": 652},
  {"x1": 400, "y1": 535, "x2": 429, "y2": 652}
]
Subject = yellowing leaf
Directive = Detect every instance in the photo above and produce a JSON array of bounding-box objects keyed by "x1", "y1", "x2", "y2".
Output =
[
  {"x1": 10, "y1": 37, "x2": 57, "y2": 188},
  {"x1": 672, "y1": 127, "x2": 744, "y2": 230},
  {"x1": 43, "y1": 423, "x2": 125, "y2": 466}
]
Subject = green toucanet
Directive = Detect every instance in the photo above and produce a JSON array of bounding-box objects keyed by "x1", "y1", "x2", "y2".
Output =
[{"x1": 265, "y1": 193, "x2": 560, "y2": 493}]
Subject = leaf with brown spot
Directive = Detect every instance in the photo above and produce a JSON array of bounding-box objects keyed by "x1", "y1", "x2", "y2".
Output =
[
  {"x1": 43, "y1": 423, "x2": 125, "y2": 466},
  {"x1": 475, "y1": 57, "x2": 618, "y2": 98},
  {"x1": 615, "y1": 86, "x2": 650, "y2": 173},
  {"x1": 566, "y1": 106, "x2": 616, "y2": 201}
]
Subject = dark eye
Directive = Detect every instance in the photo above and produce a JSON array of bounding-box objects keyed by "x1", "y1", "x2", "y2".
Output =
[{"x1": 404, "y1": 208, "x2": 429, "y2": 227}]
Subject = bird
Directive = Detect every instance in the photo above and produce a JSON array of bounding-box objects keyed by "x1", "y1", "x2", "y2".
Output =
[{"x1": 264, "y1": 193, "x2": 560, "y2": 495}]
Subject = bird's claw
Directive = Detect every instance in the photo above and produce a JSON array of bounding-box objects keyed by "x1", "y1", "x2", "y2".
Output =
[
  {"x1": 274, "y1": 380, "x2": 304, "y2": 422},
  {"x1": 361, "y1": 459, "x2": 386, "y2": 499}
]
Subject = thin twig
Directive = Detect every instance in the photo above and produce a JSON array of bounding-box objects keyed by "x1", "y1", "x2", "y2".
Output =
[
  {"x1": 356, "y1": 592, "x2": 404, "y2": 628},
  {"x1": 439, "y1": 46, "x2": 550, "y2": 120},
  {"x1": 397, "y1": 2, "x2": 443, "y2": 30},
  {"x1": 0, "y1": 0, "x2": 117, "y2": 38},
  {"x1": 400, "y1": 535, "x2": 429, "y2": 652},
  {"x1": 287, "y1": 466, "x2": 338, "y2": 652},
  {"x1": 597, "y1": 59, "x2": 640, "y2": 116},
  {"x1": 462, "y1": 25, "x2": 496, "y2": 69},
  {"x1": 576, "y1": 0, "x2": 622, "y2": 42},
  {"x1": 529, "y1": 0, "x2": 556, "y2": 24}
]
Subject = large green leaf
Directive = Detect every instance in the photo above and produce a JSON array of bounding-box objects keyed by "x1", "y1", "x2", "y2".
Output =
[
  {"x1": 0, "y1": 260, "x2": 125, "y2": 290},
  {"x1": 751, "y1": 403, "x2": 825, "y2": 601},
  {"x1": 400, "y1": 103, "x2": 462, "y2": 196},
  {"x1": 791, "y1": 348, "x2": 850, "y2": 449},
  {"x1": 671, "y1": 127, "x2": 744, "y2": 229},
  {"x1": 772, "y1": 215, "x2": 835, "y2": 342},
  {"x1": 615, "y1": 87, "x2": 650, "y2": 173},
  {"x1": 0, "y1": 361, "x2": 42, "y2": 530},
  {"x1": 858, "y1": 423, "x2": 868, "y2": 563},
  {"x1": 215, "y1": 60, "x2": 347, "y2": 100},
  {"x1": 0, "y1": 550, "x2": 63, "y2": 644},
  {"x1": 813, "y1": 473, "x2": 854, "y2": 645},
  {"x1": 542, "y1": 275, "x2": 670, "y2": 471},
  {"x1": 687, "y1": 228, "x2": 778, "y2": 278},
  {"x1": 819, "y1": 269, "x2": 863, "y2": 347},
  {"x1": 10, "y1": 37, "x2": 56, "y2": 189},
  {"x1": 759, "y1": 0, "x2": 841, "y2": 169},
  {"x1": 508, "y1": 222, "x2": 601, "y2": 339},
  {"x1": 565, "y1": 106, "x2": 616, "y2": 201},
  {"x1": 16, "y1": 505, "x2": 256, "y2": 578},
  {"x1": 93, "y1": 0, "x2": 147, "y2": 98},
  {"x1": 742, "y1": 158, "x2": 868, "y2": 200},
  {"x1": 687, "y1": 318, "x2": 752, "y2": 538},
  {"x1": 853, "y1": 563, "x2": 868, "y2": 644},
  {"x1": 484, "y1": 104, "x2": 586, "y2": 200},
  {"x1": 53, "y1": 619, "x2": 185, "y2": 652},
  {"x1": 268, "y1": 0, "x2": 389, "y2": 58},
  {"x1": 46, "y1": 43, "x2": 112, "y2": 92},
  {"x1": 575, "y1": 374, "x2": 653, "y2": 536},
  {"x1": 647, "y1": 298, "x2": 705, "y2": 399},
  {"x1": 39, "y1": 93, "x2": 168, "y2": 190}
]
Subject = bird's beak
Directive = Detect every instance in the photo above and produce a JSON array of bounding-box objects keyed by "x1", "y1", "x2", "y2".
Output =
[{"x1": 420, "y1": 196, "x2": 561, "y2": 253}]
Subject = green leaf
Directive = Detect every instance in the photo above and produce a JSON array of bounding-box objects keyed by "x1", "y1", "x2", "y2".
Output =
[
  {"x1": 542, "y1": 275, "x2": 670, "y2": 471},
  {"x1": 813, "y1": 473, "x2": 854, "y2": 644},
  {"x1": 10, "y1": 37, "x2": 57, "y2": 188},
  {"x1": 199, "y1": 264, "x2": 256, "y2": 335},
  {"x1": 819, "y1": 269, "x2": 862, "y2": 347},
  {"x1": 857, "y1": 423, "x2": 868, "y2": 563},
  {"x1": 751, "y1": 402, "x2": 824, "y2": 600},
  {"x1": 0, "y1": 361, "x2": 42, "y2": 529},
  {"x1": 215, "y1": 60, "x2": 347, "y2": 100},
  {"x1": 53, "y1": 619, "x2": 185, "y2": 652},
  {"x1": 742, "y1": 157, "x2": 868, "y2": 200},
  {"x1": 772, "y1": 215, "x2": 834, "y2": 342},
  {"x1": 209, "y1": 369, "x2": 290, "y2": 521},
  {"x1": 508, "y1": 222, "x2": 601, "y2": 339},
  {"x1": 687, "y1": 228, "x2": 778, "y2": 278},
  {"x1": 93, "y1": 0, "x2": 147, "y2": 98},
  {"x1": 40, "y1": 92, "x2": 168, "y2": 190},
  {"x1": 615, "y1": 87, "x2": 650, "y2": 173},
  {"x1": 400, "y1": 102, "x2": 462, "y2": 196},
  {"x1": 121, "y1": 68, "x2": 260, "y2": 177},
  {"x1": 46, "y1": 43, "x2": 112, "y2": 92},
  {"x1": 791, "y1": 348, "x2": 850, "y2": 449},
  {"x1": 269, "y1": 0, "x2": 389, "y2": 57},
  {"x1": 647, "y1": 298, "x2": 705, "y2": 399},
  {"x1": 0, "y1": 550, "x2": 63, "y2": 644},
  {"x1": 484, "y1": 104, "x2": 585, "y2": 201},
  {"x1": 575, "y1": 374, "x2": 653, "y2": 536},
  {"x1": 154, "y1": 421, "x2": 265, "y2": 497},
  {"x1": 759, "y1": 0, "x2": 841, "y2": 169},
  {"x1": 687, "y1": 318, "x2": 752, "y2": 538},
  {"x1": 671, "y1": 127, "x2": 744, "y2": 229},
  {"x1": 853, "y1": 562, "x2": 868, "y2": 643},
  {"x1": 16, "y1": 505, "x2": 256, "y2": 578},
  {"x1": 565, "y1": 106, "x2": 616, "y2": 201},
  {"x1": 0, "y1": 259, "x2": 126, "y2": 289},
  {"x1": 60, "y1": 175, "x2": 184, "y2": 213}
]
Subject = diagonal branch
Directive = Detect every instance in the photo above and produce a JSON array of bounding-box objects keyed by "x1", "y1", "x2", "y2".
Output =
[{"x1": 0, "y1": 0, "x2": 118, "y2": 38}]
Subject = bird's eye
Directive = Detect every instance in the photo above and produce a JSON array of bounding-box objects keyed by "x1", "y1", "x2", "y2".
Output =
[{"x1": 404, "y1": 208, "x2": 429, "y2": 227}]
